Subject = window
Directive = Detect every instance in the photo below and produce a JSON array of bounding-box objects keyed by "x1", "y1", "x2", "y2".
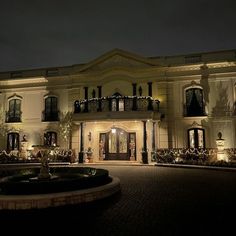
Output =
[
  {"x1": 43, "y1": 96, "x2": 59, "y2": 121},
  {"x1": 185, "y1": 88, "x2": 205, "y2": 116},
  {"x1": 188, "y1": 128, "x2": 205, "y2": 148},
  {"x1": 44, "y1": 132, "x2": 57, "y2": 146},
  {"x1": 46, "y1": 69, "x2": 58, "y2": 77},
  {"x1": 110, "y1": 92, "x2": 125, "y2": 111},
  {"x1": 185, "y1": 55, "x2": 202, "y2": 64},
  {"x1": 111, "y1": 99, "x2": 117, "y2": 111},
  {"x1": 7, "y1": 132, "x2": 19, "y2": 150},
  {"x1": 119, "y1": 99, "x2": 124, "y2": 111},
  {"x1": 11, "y1": 72, "x2": 22, "y2": 78},
  {"x1": 7, "y1": 99, "x2": 21, "y2": 122}
]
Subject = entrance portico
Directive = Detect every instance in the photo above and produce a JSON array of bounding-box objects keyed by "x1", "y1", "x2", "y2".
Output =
[{"x1": 72, "y1": 120, "x2": 159, "y2": 163}]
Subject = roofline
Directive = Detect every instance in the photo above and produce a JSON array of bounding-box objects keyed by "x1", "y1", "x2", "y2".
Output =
[
  {"x1": 0, "y1": 48, "x2": 235, "y2": 75},
  {"x1": 149, "y1": 48, "x2": 236, "y2": 59}
]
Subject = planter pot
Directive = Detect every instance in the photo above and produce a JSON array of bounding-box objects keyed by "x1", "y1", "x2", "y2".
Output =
[
  {"x1": 87, "y1": 153, "x2": 93, "y2": 163},
  {"x1": 141, "y1": 152, "x2": 148, "y2": 164}
]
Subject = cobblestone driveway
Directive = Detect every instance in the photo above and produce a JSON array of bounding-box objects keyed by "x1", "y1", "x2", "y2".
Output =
[{"x1": 1, "y1": 165, "x2": 236, "y2": 235}]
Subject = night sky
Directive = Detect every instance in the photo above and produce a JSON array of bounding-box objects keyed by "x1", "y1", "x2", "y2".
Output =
[{"x1": 0, "y1": 0, "x2": 235, "y2": 72}]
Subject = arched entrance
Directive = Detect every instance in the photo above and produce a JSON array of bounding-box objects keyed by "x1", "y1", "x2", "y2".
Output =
[{"x1": 100, "y1": 128, "x2": 136, "y2": 160}]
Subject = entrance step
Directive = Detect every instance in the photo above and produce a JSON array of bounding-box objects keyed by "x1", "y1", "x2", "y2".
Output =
[{"x1": 85, "y1": 160, "x2": 142, "y2": 166}]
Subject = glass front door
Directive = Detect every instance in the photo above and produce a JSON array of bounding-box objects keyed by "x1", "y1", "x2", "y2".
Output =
[{"x1": 101, "y1": 128, "x2": 135, "y2": 160}]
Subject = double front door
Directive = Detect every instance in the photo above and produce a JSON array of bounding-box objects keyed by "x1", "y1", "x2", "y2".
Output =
[{"x1": 100, "y1": 128, "x2": 136, "y2": 160}]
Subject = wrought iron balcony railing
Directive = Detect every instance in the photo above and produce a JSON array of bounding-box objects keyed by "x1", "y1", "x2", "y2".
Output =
[
  {"x1": 74, "y1": 96, "x2": 160, "y2": 113},
  {"x1": 42, "y1": 111, "x2": 60, "y2": 122},
  {"x1": 5, "y1": 111, "x2": 22, "y2": 123}
]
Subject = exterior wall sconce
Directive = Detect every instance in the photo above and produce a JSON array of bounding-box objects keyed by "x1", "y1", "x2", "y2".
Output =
[
  {"x1": 111, "y1": 126, "x2": 116, "y2": 133},
  {"x1": 88, "y1": 131, "x2": 92, "y2": 141},
  {"x1": 139, "y1": 86, "x2": 142, "y2": 96}
]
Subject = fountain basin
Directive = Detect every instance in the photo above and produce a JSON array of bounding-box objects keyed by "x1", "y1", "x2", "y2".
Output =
[
  {"x1": 0, "y1": 167, "x2": 110, "y2": 195},
  {"x1": 0, "y1": 167, "x2": 121, "y2": 209}
]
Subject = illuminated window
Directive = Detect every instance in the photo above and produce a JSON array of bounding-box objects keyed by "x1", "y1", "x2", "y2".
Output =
[
  {"x1": 119, "y1": 99, "x2": 124, "y2": 111},
  {"x1": 44, "y1": 132, "x2": 57, "y2": 146},
  {"x1": 110, "y1": 92, "x2": 125, "y2": 111}
]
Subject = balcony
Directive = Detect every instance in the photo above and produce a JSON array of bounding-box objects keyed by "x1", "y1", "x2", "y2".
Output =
[
  {"x1": 5, "y1": 111, "x2": 22, "y2": 123},
  {"x1": 73, "y1": 96, "x2": 160, "y2": 121},
  {"x1": 42, "y1": 111, "x2": 60, "y2": 122}
]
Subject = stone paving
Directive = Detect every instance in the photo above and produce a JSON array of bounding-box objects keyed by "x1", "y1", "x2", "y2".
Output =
[{"x1": 0, "y1": 165, "x2": 236, "y2": 235}]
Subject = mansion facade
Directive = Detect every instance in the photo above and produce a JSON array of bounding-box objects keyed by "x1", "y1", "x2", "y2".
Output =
[{"x1": 0, "y1": 48, "x2": 236, "y2": 163}]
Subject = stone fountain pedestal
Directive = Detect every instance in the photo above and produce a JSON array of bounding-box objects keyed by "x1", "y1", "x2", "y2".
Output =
[
  {"x1": 20, "y1": 141, "x2": 28, "y2": 159},
  {"x1": 38, "y1": 153, "x2": 52, "y2": 180},
  {"x1": 32, "y1": 145, "x2": 57, "y2": 180}
]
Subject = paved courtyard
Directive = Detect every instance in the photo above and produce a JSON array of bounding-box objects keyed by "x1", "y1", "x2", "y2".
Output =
[{"x1": 0, "y1": 165, "x2": 236, "y2": 235}]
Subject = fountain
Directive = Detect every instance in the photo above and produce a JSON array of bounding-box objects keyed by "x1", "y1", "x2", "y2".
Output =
[
  {"x1": 0, "y1": 145, "x2": 121, "y2": 210},
  {"x1": 30, "y1": 145, "x2": 57, "y2": 181}
]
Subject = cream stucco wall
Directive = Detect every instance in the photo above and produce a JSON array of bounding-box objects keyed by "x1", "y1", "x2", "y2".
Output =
[{"x1": 1, "y1": 49, "x2": 236, "y2": 162}]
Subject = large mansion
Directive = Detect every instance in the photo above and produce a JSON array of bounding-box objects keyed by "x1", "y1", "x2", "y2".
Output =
[{"x1": 0, "y1": 48, "x2": 236, "y2": 163}]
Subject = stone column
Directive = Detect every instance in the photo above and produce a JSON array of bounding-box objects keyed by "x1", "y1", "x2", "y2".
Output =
[
  {"x1": 147, "y1": 82, "x2": 153, "y2": 110},
  {"x1": 84, "y1": 87, "x2": 88, "y2": 112},
  {"x1": 132, "y1": 83, "x2": 137, "y2": 111},
  {"x1": 97, "y1": 86, "x2": 102, "y2": 112},
  {"x1": 78, "y1": 122, "x2": 84, "y2": 163},
  {"x1": 142, "y1": 120, "x2": 148, "y2": 164},
  {"x1": 151, "y1": 122, "x2": 157, "y2": 161},
  {"x1": 152, "y1": 122, "x2": 156, "y2": 150}
]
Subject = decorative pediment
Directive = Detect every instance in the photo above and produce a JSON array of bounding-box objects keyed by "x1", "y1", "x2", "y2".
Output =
[
  {"x1": 78, "y1": 49, "x2": 158, "y2": 72},
  {"x1": 190, "y1": 121, "x2": 202, "y2": 128}
]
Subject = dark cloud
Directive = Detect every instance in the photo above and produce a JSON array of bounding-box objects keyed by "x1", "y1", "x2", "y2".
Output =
[{"x1": 0, "y1": 0, "x2": 235, "y2": 71}]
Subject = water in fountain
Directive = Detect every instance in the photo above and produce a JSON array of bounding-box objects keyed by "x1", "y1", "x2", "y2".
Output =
[{"x1": 0, "y1": 144, "x2": 120, "y2": 210}]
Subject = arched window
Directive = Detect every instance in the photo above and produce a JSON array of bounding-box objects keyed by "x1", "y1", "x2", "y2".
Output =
[
  {"x1": 188, "y1": 128, "x2": 205, "y2": 148},
  {"x1": 43, "y1": 96, "x2": 59, "y2": 121},
  {"x1": 7, "y1": 99, "x2": 21, "y2": 122},
  {"x1": 44, "y1": 131, "x2": 57, "y2": 146},
  {"x1": 7, "y1": 132, "x2": 19, "y2": 150},
  {"x1": 185, "y1": 88, "x2": 205, "y2": 116}
]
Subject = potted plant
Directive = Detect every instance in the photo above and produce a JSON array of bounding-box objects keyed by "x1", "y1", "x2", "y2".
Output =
[
  {"x1": 86, "y1": 147, "x2": 93, "y2": 163},
  {"x1": 141, "y1": 148, "x2": 148, "y2": 164}
]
